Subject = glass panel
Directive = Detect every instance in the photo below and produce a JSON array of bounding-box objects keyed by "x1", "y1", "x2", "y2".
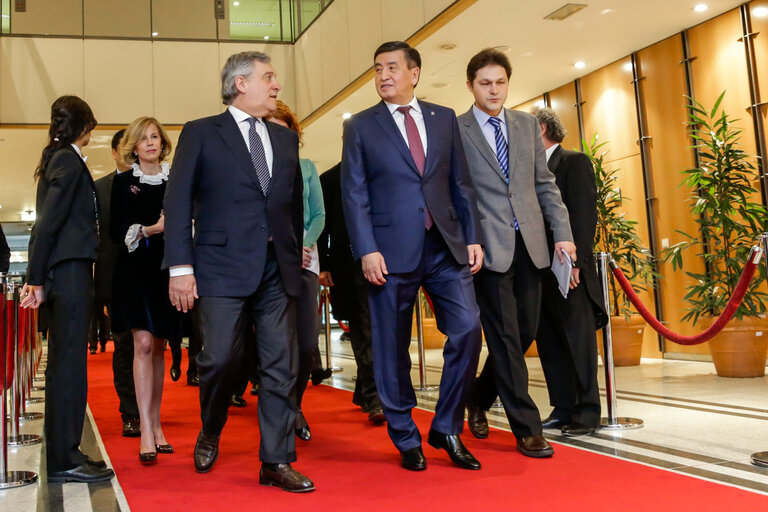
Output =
[
  {"x1": 228, "y1": 0, "x2": 284, "y2": 41},
  {"x1": 297, "y1": 0, "x2": 323, "y2": 33},
  {"x1": 1, "y1": 0, "x2": 9, "y2": 34}
]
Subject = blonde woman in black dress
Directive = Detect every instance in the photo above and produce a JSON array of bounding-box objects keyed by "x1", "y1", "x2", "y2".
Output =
[{"x1": 111, "y1": 117, "x2": 185, "y2": 463}]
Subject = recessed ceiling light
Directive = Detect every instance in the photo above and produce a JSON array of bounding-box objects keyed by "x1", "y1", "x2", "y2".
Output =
[
  {"x1": 623, "y1": 62, "x2": 633, "y2": 72},
  {"x1": 151, "y1": 32, "x2": 158, "y2": 36},
  {"x1": 494, "y1": 46, "x2": 511, "y2": 53},
  {"x1": 753, "y1": 6, "x2": 768, "y2": 17},
  {"x1": 21, "y1": 210, "x2": 36, "y2": 221},
  {"x1": 574, "y1": 61, "x2": 586, "y2": 69},
  {"x1": 601, "y1": 8, "x2": 613, "y2": 15},
  {"x1": 342, "y1": 112, "x2": 352, "y2": 119},
  {"x1": 440, "y1": 43, "x2": 456, "y2": 51},
  {"x1": 694, "y1": 4, "x2": 708, "y2": 13}
]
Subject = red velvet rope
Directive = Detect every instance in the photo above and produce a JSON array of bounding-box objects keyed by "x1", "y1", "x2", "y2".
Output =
[
  {"x1": 611, "y1": 260, "x2": 759, "y2": 345},
  {"x1": 338, "y1": 321, "x2": 349, "y2": 333}
]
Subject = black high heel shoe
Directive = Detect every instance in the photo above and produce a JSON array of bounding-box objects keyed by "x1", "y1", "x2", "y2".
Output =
[
  {"x1": 139, "y1": 451, "x2": 157, "y2": 464},
  {"x1": 294, "y1": 409, "x2": 311, "y2": 441},
  {"x1": 169, "y1": 365, "x2": 181, "y2": 382},
  {"x1": 155, "y1": 444, "x2": 174, "y2": 454}
]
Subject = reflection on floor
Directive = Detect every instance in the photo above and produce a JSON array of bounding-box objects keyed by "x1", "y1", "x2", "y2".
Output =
[{"x1": 3, "y1": 328, "x2": 768, "y2": 511}]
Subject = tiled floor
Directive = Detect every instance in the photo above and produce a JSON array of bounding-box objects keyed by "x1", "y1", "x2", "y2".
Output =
[{"x1": 4, "y1": 330, "x2": 768, "y2": 511}]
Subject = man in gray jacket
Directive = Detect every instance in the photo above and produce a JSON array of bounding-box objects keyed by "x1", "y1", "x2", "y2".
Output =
[{"x1": 457, "y1": 48, "x2": 576, "y2": 458}]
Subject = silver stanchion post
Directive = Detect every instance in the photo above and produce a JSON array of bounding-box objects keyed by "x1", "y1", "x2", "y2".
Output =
[
  {"x1": 597, "y1": 253, "x2": 643, "y2": 431},
  {"x1": 6, "y1": 283, "x2": 41, "y2": 447},
  {"x1": 18, "y1": 305, "x2": 42, "y2": 421},
  {"x1": 750, "y1": 233, "x2": 768, "y2": 467},
  {"x1": 414, "y1": 288, "x2": 438, "y2": 392},
  {"x1": 322, "y1": 288, "x2": 342, "y2": 373}
]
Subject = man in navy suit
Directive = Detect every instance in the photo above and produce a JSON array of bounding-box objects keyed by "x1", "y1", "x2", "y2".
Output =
[
  {"x1": 342, "y1": 41, "x2": 484, "y2": 472},
  {"x1": 164, "y1": 51, "x2": 313, "y2": 492}
]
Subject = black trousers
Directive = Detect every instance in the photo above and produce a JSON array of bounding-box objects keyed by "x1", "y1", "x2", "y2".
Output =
[
  {"x1": 197, "y1": 246, "x2": 297, "y2": 463},
  {"x1": 88, "y1": 296, "x2": 109, "y2": 350},
  {"x1": 536, "y1": 272, "x2": 601, "y2": 426},
  {"x1": 108, "y1": 298, "x2": 138, "y2": 420},
  {"x1": 295, "y1": 270, "x2": 320, "y2": 407},
  {"x1": 44, "y1": 259, "x2": 93, "y2": 472},
  {"x1": 187, "y1": 310, "x2": 202, "y2": 377},
  {"x1": 348, "y1": 264, "x2": 379, "y2": 412},
  {"x1": 470, "y1": 232, "x2": 543, "y2": 437}
]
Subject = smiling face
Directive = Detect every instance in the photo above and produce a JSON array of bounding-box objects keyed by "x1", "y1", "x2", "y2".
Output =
[
  {"x1": 374, "y1": 50, "x2": 420, "y2": 105},
  {"x1": 467, "y1": 64, "x2": 509, "y2": 117},
  {"x1": 134, "y1": 123, "x2": 162, "y2": 165},
  {"x1": 231, "y1": 60, "x2": 282, "y2": 118}
]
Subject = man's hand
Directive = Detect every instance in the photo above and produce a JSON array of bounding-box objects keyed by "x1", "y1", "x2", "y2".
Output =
[
  {"x1": 467, "y1": 244, "x2": 484, "y2": 274},
  {"x1": 569, "y1": 267, "x2": 581, "y2": 289},
  {"x1": 319, "y1": 271, "x2": 334, "y2": 287},
  {"x1": 20, "y1": 284, "x2": 44, "y2": 309},
  {"x1": 302, "y1": 246, "x2": 312, "y2": 269},
  {"x1": 169, "y1": 274, "x2": 198, "y2": 313},
  {"x1": 361, "y1": 252, "x2": 388, "y2": 285},
  {"x1": 554, "y1": 241, "x2": 577, "y2": 265}
]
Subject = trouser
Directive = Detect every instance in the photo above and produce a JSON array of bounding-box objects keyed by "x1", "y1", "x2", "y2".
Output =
[
  {"x1": 88, "y1": 296, "x2": 109, "y2": 350},
  {"x1": 295, "y1": 270, "x2": 320, "y2": 407},
  {"x1": 348, "y1": 264, "x2": 380, "y2": 412},
  {"x1": 109, "y1": 299, "x2": 138, "y2": 420}
]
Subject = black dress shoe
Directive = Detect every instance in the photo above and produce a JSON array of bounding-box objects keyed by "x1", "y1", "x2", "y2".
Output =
[
  {"x1": 170, "y1": 365, "x2": 181, "y2": 382},
  {"x1": 231, "y1": 395, "x2": 247, "y2": 407},
  {"x1": 541, "y1": 415, "x2": 567, "y2": 429},
  {"x1": 156, "y1": 443, "x2": 174, "y2": 454},
  {"x1": 250, "y1": 384, "x2": 259, "y2": 395},
  {"x1": 427, "y1": 430, "x2": 481, "y2": 470},
  {"x1": 368, "y1": 405, "x2": 386, "y2": 425},
  {"x1": 100, "y1": 344, "x2": 106, "y2": 353},
  {"x1": 516, "y1": 435, "x2": 554, "y2": 458},
  {"x1": 561, "y1": 423, "x2": 596, "y2": 437},
  {"x1": 139, "y1": 451, "x2": 157, "y2": 464},
  {"x1": 400, "y1": 446, "x2": 426, "y2": 471},
  {"x1": 81, "y1": 453, "x2": 107, "y2": 469},
  {"x1": 122, "y1": 416, "x2": 141, "y2": 437},
  {"x1": 310, "y1": 368, "x2": 333, "y2": 385},
  {"x1": 259, "y1": 463, "x2": 315, "y2": 492},
  {"x1": 89, "y1": 347, "x2": 97, "y2": 355},
  {"x1": 48, "y1": 463, "x2": 115, "y2": 483},
  {"x1": 187, "y1": 373, "x2": 200, "y2": 387},
  {"x1": 294, "y1": 410, "x2": 311, "y2": 441},
  {"x1": 467, "y1": 403, "x2": 489, "y2": 439},
  {"x1": 194, "y1": 431, "x2": 220, "y2": 473}
]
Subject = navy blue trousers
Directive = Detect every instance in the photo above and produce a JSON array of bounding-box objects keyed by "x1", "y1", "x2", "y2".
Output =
[{"x1": 368, "y1": 228, "x2": 482, "y2": 452}]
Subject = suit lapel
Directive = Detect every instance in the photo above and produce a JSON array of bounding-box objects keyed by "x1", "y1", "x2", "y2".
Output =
[
  {"x1": 264, "y1": 121, "x2": 287, "y2": 197},
  {"x1": 548, "y1": 144, "x2": 564, "y2": 175},
  {"x1": 462, "y1": 109, "x2": 507, "y2": 184},
  {"x1": 504, "y1": 108, "x2": 521, "y2": 185},
  {"x1": 215, "y1": 111, "x2": 264, "y2": 194},
  {"x1": 421, "y1": 101, "x2": 438, "y2": 177},
  {"x1": 373, "y1": 101, "x2": 421, "y2": 177}
]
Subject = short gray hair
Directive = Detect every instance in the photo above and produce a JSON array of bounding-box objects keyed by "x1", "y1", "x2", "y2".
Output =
[
  {"x1": 221, "y1": 51, "x2": 271, "y2": 105},
  {"x1": 532, "y1": 106, "x2": 566, "y2": 143}
]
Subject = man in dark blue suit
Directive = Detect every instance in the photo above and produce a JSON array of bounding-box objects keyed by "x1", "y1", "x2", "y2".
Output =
[
  {"x1": 164, "y1": 51, "x2": 314, "y2": 492},
  {"x1": 342, "y1": 41, "x2": 485, "y2": 472}
]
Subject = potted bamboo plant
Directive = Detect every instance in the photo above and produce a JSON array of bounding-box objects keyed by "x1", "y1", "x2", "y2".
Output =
[
  {"x1": 584, "y1": 135, "x2": 658, "y2": 366},
  {"x1": 662, "y1": 92, "x2": 768, "y2": 377}
]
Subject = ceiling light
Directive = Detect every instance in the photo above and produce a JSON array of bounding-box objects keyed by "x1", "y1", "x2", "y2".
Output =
[
  {"x1": 623, "y1": 62, "x2": 633, "y2": 72},
  {"x1": 440, "y1": 43, "x2": 456, "y2": 51},
  {"x1": 151, "y1": 32, "x2": 158, "y2": 36},
  {"x1": 544, "y1": 3, "x2": 587, "y2": 21},
  {"x1": 694, "y1": 4, "x2": 708, "y2": 13},
  {"x1": 342, "y1": 112, "x2": 352, "y2": 119},
  {"x1": 601, "y1": 8, "x2": 613, "y2": 15},
  {"x1": 753, "y1": 6, "x2": 768, "y2": 17},
  {"x1": 574, "y1": 61, "x2": 586, "y2": 69},
  {"x1": 21, "y1": 210, "x2": 36, "y2": 221}
]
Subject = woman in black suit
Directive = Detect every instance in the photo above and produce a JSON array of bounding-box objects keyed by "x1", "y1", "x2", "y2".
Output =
[{"x1": 21, "y1": 95, "x2": 115, "y2": 483}]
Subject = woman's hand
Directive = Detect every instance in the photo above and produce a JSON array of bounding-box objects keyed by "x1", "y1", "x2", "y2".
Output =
[
  {"x1": 145, "y1": 212, "x2": 165, "y2": 236},
  {"x1": 20, "y1": 284, "x2": 44, "y2": 309}
]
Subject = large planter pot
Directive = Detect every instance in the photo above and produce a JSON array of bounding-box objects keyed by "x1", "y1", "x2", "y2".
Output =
[
  {"x1": 598, "y1": 315, "x2": 645, "y2": 367},
  {"x1": 705, "y1": 316, "x2": 768, "y2": 378}
]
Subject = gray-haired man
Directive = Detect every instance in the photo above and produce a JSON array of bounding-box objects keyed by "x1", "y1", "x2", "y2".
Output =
[{"x1": 164, "y1": 51, "x2": 313, "y2": 492}]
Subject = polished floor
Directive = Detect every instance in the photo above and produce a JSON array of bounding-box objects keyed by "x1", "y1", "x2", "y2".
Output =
[{"x1": 3, "y1": 330, "x2": 768, "y2": 511}]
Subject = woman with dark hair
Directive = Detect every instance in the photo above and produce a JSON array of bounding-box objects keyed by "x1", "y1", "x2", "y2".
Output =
[
  {"x1": 111, "y1": 116, "x2": 186, "y2": 464},
  {"x1": 21, "y1": 95, "x2": 115, "y2": 483}
]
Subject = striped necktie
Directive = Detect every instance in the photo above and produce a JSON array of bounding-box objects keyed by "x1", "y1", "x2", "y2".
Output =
[
  {"x1": 488, "y1": 116, "x2": 518, "y2": 230},
  {"x1": 247, "y1": 117, "x2": 271, "y2": 196}
]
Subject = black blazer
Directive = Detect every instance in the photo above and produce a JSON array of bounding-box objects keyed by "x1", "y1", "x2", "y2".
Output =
[
  {"x1": 0, "y1": 224, "x2": 9, "y2": 274},
  {"x1": 547, "y1": 145, "x2": 608, "y2": 328},
  {"x1": 27, "y1": 146, "x2": 99, "y2": 286},
  {"x1": 164, "y1": 110, "x2": 304, "y2": 298},
  {"x1": 93, "y1": 170, "x2": 121, "y2": 300}
]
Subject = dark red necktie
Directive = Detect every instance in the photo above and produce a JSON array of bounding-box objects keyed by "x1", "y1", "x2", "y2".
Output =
[{"x1": 397, "y1": 106, "x2": 433, "y2": 229}]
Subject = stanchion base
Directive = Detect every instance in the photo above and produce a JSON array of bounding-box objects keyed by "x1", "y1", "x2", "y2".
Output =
[
  {"x1": 34, "y1": 377, "x2": 45, "y2": 383},
  {"x1": 490, "y1": 398, "x2": 504, "y2": 409},
  {"x1": 31, "y1": 386, "x2": 44, "y2": 391},
  {"x1": 330, "y1": 367, "x2": 343, "y2": 373},
  {"x1": 599, "y1": 417, "x2": 644, "y2": 431},
  {"x1": 20, "y1": 412, "x2": 44, "y2": 421},
  {"x1": 7, "y1": 434, "x2": 42, "y2": 446},
  {"x1": 25, "y1": 397, "x2": 44, "y2": 404},
  {"x1": 750, "y1": 452, "x2": 768, "y2": 467},
  {"x1": 0, "y1": 471, "x2": 38, "y2": 489},
  {"x1": 414, "y1": 385, "x2": 439, "y2": 392}
]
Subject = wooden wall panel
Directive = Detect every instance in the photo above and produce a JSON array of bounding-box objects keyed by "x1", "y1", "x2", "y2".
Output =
[
  {"x1": 151, "y1": 0, "x2": 217, "y2": 40},
  {"x1": 11, "y1": 0, "x2": 81, "y2": 36},
  {"x1": 548, "y1": 81, "x2": 580, "y2": 152},
  {"x1": 748, "y1": 1, "x2": 768, "y2": 163},
  {"x1": 512, "y1": 96, "x2": 544, "y2": 115},
  {"x1": 84, "y1": 0, "x2": 151, "y2": 38}
]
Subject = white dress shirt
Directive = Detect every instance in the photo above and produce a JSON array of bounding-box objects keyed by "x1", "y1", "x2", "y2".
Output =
[
  {"x1": 472, "y1": 104, "x2": 508, "y2": 155},
  {"x1": 385, "y1": 97, "x2": 428, "y2": 155},
  {"x1": 70, "y1": 143, "x2": 88, "y2": 163},
  {"x1": 546, "y1": 143, "x2": 560, "y2": 163},
  {"x1": 228, "y1": 104, "x2": 273, "y2": 176}
]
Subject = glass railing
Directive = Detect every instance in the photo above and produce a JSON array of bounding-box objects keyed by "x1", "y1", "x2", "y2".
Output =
[{"x1": 0, "y1": 0, "x2": 333, "y2": 43}]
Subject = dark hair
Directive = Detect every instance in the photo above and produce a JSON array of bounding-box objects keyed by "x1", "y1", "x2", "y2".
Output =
[
  {"x1": 35, "y1": 96, "x2": 97, "y2": 180},
  {"x1": 374, "y1": 41, "x2": 421, "y2": 69},
  {"x1": 466, "y1": 48, "x2": 512, "y2": 83},
  {"x1": 111, "y1": 129, "x2": 125, "y2": 151},
  {"x1": 532, "y1": 106, "x2": 566, "y2": 143}
]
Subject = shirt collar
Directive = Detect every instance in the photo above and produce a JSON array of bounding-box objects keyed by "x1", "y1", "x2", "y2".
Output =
[
  {"x1": 546, "y1": 143, "x2": 560, "y2": 162},
  {"x1": 228, "y1": 105, "x2": 264, "y2": 126},
  {"x1": 385, "y1": 96, "x2": 421, "y2": 115},
  {"x1": 70, "y1": 143, "x2": 87, "y2": 163},
  {"x1": 472, "y1": 104, "x2": 505, "y2": 128}
]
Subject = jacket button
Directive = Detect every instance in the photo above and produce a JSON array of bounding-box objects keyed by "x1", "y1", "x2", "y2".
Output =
[{"x1": 418, "y1": 207, "x2": 424, "y2": 213}]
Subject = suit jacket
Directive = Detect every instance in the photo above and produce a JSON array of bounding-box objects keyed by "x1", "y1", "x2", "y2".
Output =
[
  {"x1": 163, "y1": 110, "x2": 304, "y2": 298},
  {"x1": 27, "y1": 146, "x2": 99, "y2": 286},
  {"x1": 457, "y1": 107, "x2": 571, "y2": 272},
  {"x1": 341, "y1": 100, "x2": 482, "y2": 273},
  {"x1": 0, "y1": 224, "x2": 9, "y2": 274},
  {"x1": 93, "y1": 170, "x2": 121, "y2": 300},
  {"x1": 547, "y1": 145, "x2": 608, "y2": 328}
]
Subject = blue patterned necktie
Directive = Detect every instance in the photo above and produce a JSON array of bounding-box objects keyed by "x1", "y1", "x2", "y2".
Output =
[
  {"x1": 488, "y1": 116, "x2": 518, "y2": 230},
  {"x1": 247, "y1": 117, "x2": 271, "y2": 196}
]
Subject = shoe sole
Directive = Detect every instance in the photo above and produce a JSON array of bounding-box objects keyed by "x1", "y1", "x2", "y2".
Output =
[
  {"x1": 468, "y1": 425, "x2": 489, "y2": 439},
  {"x1": 517, "y1": 446, "x2": 554, "y2": 458},
  {"x1": 122, "y1": 432, "x2": 141, "y2": 438},
  {"x1": 427, "y1": 439, "x2": 482, "y2": 470},
  {"x1": 195, "y1": 452, "x2": 218, "y2": 473},
  {"x1": 401, "y1": 463, "x2": 427, "y2": 471},
  {"x1": 561, "y1": 430, "x2": 595, "y2": 438},
  {"x1": 259, "y1": 477, "x2": 316, "y2": 492},
  {"x1": 48, "y1": 473, "x2": 114, "y2": 484}
]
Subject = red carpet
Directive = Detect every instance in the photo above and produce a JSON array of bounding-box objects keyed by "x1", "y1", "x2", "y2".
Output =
[{"x1": 86, "y1": 346, "x2": 768, "y2": 511}]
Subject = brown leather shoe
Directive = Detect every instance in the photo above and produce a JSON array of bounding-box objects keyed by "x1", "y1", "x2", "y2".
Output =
[
  {"x1": 122, "y1": 417, "x2": 140, "y2": 438},
  {"x1": 561, "y1": 423, "x2": 596, "y2": 437},
  {"x1": 259, "y1": 463, "x2": 315, "y2": 493},
  {"x1": 194, "y1": 431, "x2": 220, "y2": 473},
  {"x1": 467, "y1": 403, "x2": 489, "y2": 439},
  {"x1": 516, "y1": 435, "x2": 554, "y2": 458},
  {"x1": 368, "y1": 405, "x2": 386, "y2": 425}
]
